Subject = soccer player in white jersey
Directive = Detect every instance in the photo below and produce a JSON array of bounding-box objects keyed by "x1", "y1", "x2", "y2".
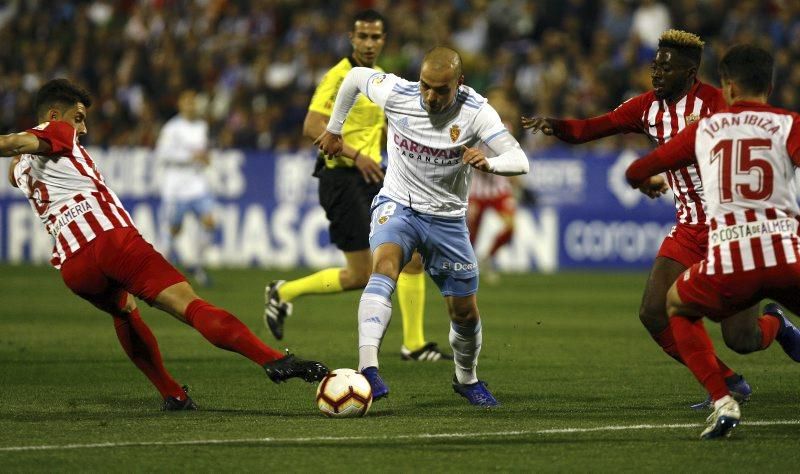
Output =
[
  {"x1": 1, "y1": 79, "x2": 327, "y2": 411},
  {"x1": 316, "y1": 47, "x2": 530, "y2": 406},
  {"x1": 626, "y1": 44, "x2": 800, "y2": 439},
  {"x1": 155, "y1": 89, "x2": 216, "y2": 286}
]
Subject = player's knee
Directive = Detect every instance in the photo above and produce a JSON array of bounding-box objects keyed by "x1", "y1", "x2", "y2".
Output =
[
  {"x1": 639, "y1": 303, "x2": 668, "y2": 333},
  {"x1": 448, "y1": 300, "x2": 479, "y2": 325},
  {"x1": 722, "y1": 329, "x2": 760, "y2": 354},
  {"x1": 373, "y1": 258, "x2": 401, "y2": 280}
]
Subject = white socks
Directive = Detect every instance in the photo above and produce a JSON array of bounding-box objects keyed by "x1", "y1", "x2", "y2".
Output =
[
  {"x1": 358, "y1": 274, "x2": 396, "y2": 371},
  {"x1": 450, "y1": 320, "x2": 482, "y2": 385}
]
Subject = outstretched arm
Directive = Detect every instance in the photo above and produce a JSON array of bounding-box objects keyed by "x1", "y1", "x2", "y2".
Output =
[
  {"x1": 0, "y1": 132, "x2": 49, "y2": 157},
  {"x1": 522, "y1": 115, "x2": 620, "y2": 143},
  {"x1": 626, "y1": 123, "x2": 698, "y2": 188}
]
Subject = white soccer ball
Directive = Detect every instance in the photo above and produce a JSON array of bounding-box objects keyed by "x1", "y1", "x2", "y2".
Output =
[{"x1": 316, "y1": 368, "x2": 373, "y2": 417}]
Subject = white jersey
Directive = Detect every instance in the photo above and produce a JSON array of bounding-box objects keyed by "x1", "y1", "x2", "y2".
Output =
[
  {"x1": 693, "y1": 103, "x2": 800, "y2": 275},
  {"x1": 356, "y1": 72, "x2": 511, "y2": 217},
  {"x1": 13, "y1": 121, "x2": 135, "y2": 269},
  {"x1": 155, "y1": 115, "x2": 210, "y2": 201}
]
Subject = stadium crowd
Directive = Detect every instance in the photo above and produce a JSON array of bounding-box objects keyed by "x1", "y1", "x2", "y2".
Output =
[{"x1": 1, "y1": 0, "x2": 798, "y2": 151}]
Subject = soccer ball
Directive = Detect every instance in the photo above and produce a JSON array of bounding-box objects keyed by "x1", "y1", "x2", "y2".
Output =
[{"x1": 315, "y1": 368, "x2": 373, "y2": 417}]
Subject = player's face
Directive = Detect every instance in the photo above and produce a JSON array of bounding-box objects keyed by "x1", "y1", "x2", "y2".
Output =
[
  {"x1": 419, "y1": 65, "x2": 461, "y2": 114},
  {"x1": 650, "y1": 48, "x2": 694, "y2": 101},
  {"x1": 350, "y1": 20, "x2": 385, "y2": 67},
  {"x1": 178, "y1": 91, "x2": 197, "y2": 119},
  {"x1": 53, "y1": 103, "x2": 88, "y2": 137}
]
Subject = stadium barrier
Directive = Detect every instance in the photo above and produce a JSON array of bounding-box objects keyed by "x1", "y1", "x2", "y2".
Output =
[{"x1": 0, "y1": 147, "x2": 676, "y2": 271}]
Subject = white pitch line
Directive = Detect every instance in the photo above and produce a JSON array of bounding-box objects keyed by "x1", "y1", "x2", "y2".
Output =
[{"x1": 2, "y1": 420, "x2": 799, "y2": 452}]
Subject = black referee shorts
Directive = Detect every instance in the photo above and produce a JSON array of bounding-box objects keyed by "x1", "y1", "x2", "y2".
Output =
[{"x1": 317, "y1": 166, "x2": 382, "y2": 252}]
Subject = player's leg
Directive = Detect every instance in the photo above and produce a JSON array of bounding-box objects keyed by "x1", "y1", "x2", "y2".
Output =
[
  {"x1": 397, "y1": 252, "x2": 451, "y2": 361},
  {"x1": 189, "y1": 195, "x2": 216, "y2": 287},
  {"x1": 466, "y1": 198, "x2": 486, "y2": 246},
  {"x1": 158, "y1": 199, "x2": 181, "y2": 263},
  {"x1": 487, "y1": 196, "x2": 515, "y2": 259},
  {"x1": 424, "y1": 214, "x2": 496, "y2": 406},
  {"x1": 720, "y1": 305, "x2": 781, "y2": 355},
  {"x1": 99, "y1": 228, "x2": 328, "y2": 383},
  {"x1": 59, "y1": 240, "x2": 189, "y2": 408},
  {"x1": 356, "y1": 197, "x2": 420, "y2": 399},
  {"x1": 264, "y1": 169, "x2": 373, "y2": 339},
  {"x1": 667, "y1": 270, "x2": 740, "y2": 438},
  {"x1": 645, "y1": 225, "x2": 750, "y2": 400}
]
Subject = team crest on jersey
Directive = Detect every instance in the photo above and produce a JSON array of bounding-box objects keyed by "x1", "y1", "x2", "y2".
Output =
[
  {"x1": 449, "y1": 124, "x2": 461, "y2": 142},
  {"x1": 378, "y1": 215, "x2": 389, "y2": 225},
  {"x1": 685, "y1": 114, "x2": 700, "y2": 124}
]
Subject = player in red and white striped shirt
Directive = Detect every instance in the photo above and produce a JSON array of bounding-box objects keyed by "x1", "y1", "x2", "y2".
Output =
[
  {"x1": 523, "y1": 30, "x2": 764, "y2": 407},
  {"x1": 626, "y1": 44, "x2": 800, "y2": 439},
  {"x1": 468, "y1": 91, "x2": 528, "y2": 282},
  {"x1": 1, "y1": 79, "x2": 327, "y2": 410}
]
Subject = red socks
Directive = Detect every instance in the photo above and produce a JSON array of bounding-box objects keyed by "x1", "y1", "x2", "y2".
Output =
[
  {"x1": 113, "y1": 309, "x2": 185, "y2": 400},
  {"x1": 185, "y1": 299, "x2": 283, "y2": 365},
  {"x1": 758, "y1": 315, "x2": 780, "y2": 349},
  {"x1": 651, "y1": 324, "x2": 736, "y2": 378},
  {"x1": 670, "y1": 315, "x2": 730, "y2": 401}
]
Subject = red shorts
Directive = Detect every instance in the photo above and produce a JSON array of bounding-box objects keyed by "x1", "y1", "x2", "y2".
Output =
[
  {"x1": 470, "y1": 193, "x2": 516, "y2": 216},
  {"x1": 657, "y1": 223, "x2": 708, "y2": 268},
  {"x1": 676, "y1": 260, "x2": 800, "y2": 321},
  {"x1": 59, "y1": 228, "x2": 186, "y2": 313}
]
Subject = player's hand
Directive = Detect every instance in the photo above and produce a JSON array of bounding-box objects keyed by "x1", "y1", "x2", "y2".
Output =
[
  {"x1": 462, "y1": 145, "x2": 490, "y2": 172},
  {"x1": 314, "y1": 130, "x2": 343, "y2": 158},
  {"x1": 354, "y1": 151, "x2": 384, "y2": 184},
  {"x1": 638, "y1": 175, "x2": 669, "y2": 199},
  {"x1": 521, "y1": 116, "x2": 555, "y2": 135}
]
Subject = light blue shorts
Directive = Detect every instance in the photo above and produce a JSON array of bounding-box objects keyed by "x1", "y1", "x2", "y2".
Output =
[
  {"x1": 369, "y1": 196, "x2": 478, "y2": 297},
  {"x1": 162, "y1": 195, "x2": 215, "y2": 228}
]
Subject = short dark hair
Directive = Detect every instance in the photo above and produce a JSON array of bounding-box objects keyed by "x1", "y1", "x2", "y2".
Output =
[
  {"x1": 718, "y1": 44, "x2": 774, "y2": 96},
  {"x1": 34, "y1": 78, "x2": 92, "y2": 120},
  {"x1": 658, "y1": 29, "x2": 704, "y2": 67},
  {"x1": 352, "y1": 9, "x2": 387, "y2": 34}
]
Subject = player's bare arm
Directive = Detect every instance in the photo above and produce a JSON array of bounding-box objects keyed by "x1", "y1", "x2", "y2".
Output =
[
  {"x1": 520, "y1": 116, "x2": 555, "y2": 135},
  {"x1": 7, "y1": 155, "x2": 21, "y2": 187},
  {"x1": 305, "y1": 110, "x2": 384, "y2": 184},
  {"x1": 0, "y1": 132, "x2": 50, "y2": 157}
]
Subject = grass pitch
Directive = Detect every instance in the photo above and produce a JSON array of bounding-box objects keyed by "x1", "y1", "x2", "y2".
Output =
[{"x1": 1, "y1": 265, "x2": 799, "y2": 472}]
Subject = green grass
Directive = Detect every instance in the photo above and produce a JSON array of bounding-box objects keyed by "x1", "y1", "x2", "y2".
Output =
[{"x1": 1, "y1": 265, "x2": 798, "y2": 472}]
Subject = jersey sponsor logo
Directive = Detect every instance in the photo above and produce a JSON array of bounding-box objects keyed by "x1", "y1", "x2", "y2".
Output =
[
  {"x1": 440, "y1": 260, "x2": 477, "y2": 272},
  {"x1": 50, "y1": 200, "x2": 94, "y2": 237},
  {"x1": 450, "y1": 124, "x2": 461, "y2": 142},
  {"x1": 393, "y1": 134, "x2": 461, "y2": 165},
  {"x1": 685, "y1": 113, "x2": 700, "y2": 124},
  {"x1": 708, "y1": 218, "x2": 797, "y2": 247}
]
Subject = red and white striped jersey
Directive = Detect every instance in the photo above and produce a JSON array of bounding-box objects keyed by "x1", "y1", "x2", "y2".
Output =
[
  {"x1": 13, "y1": 121, "x2": 135, "y2": 269},
  {"x1": 469, "y1": 170, "x2": 512, "y2": 200},
  {"x1": 627, "y1": 102, "x2": 800, "y2": 275},
  {"x1": 611, "y1": 81, "x2": 725, "y2": 225}
]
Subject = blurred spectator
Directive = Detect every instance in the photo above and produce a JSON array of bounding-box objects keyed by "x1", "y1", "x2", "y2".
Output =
[{"x1": 0, "y1": 0, "x2": 797, "y2": 152}]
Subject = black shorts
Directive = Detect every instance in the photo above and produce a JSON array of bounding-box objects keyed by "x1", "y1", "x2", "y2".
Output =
[{"x1": 318, "y1": 166, "x2": 382, "y2": 252}]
